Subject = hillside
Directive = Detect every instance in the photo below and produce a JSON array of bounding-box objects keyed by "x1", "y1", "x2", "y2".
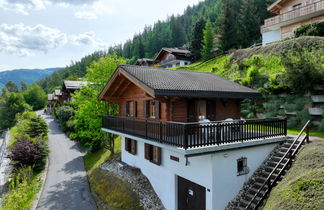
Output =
[
  {"x1": 0, "y1": 68, "x2": 61, "y2": 90},
  {"x1": 263, "y1": 140, "x2": 324, "y2": 210}
]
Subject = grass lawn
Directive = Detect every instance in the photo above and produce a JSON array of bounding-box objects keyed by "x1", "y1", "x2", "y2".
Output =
[
  {"x1": 84, "y1": 137, "x2": 142, "y2": 210},
  {"x1": 287, "y1": 129, "x2": 324, "y2": 138},
  {"x1": 263, "y1": 141, "x2": 324, "y2": 210}
]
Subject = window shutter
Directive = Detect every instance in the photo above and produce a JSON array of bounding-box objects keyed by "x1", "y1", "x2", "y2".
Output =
[
  {"x1": 143, "y1": 100, "x2": 149, "y2": 118},
  {"x1": 133, "y1": 101, "x2": 137, "y2": 118},
  {"x1": 131, "y1": 140, "x2": 137, "y2": 155},
  {"x1": 125, "y1": 138, "x2": 130, "y2": 152},
  {"x1": 123, "y1": 101, "x2": 127, "y2": 117},
  {"x1": 144, "y1": 143, "x2": 150, "y2": 160},
  {"x1": 156, "y1": 147, "x2": 162, "y2": 165},
  {"x1": 155, "y1": 100, "x2": 160, "y2": 119}
]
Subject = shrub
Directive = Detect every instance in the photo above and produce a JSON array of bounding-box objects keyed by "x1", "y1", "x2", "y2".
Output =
[
  {"x1": 296, "y1": 110, "x2": 312, "y2": 127},
  {"x1": 284, "y1": 104, "x2": 298, "y2": 112},
  {"x1": 265, "y1": 112, "x2": 276, "y2": 118},
  {"x1": 1, "y1": 166, "x2": 41, "y2": 210},
  {"x1": 319, "y1": 119, "x2": 324, "y2": 131},
  {"x1": 287, "y1": 117, "x2": 298, "y2": 129},
  {"x1": 294, "y1": 22, "x2": 324, "y2": 38},
  {"x1": 9, "y1": 138, "x2": 49, "y2": 171}
]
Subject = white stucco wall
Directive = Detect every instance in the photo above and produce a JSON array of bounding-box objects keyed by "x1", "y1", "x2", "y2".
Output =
[
  {"x1": 122, "y1": 137, "x2": 213, "y2": 210},
  {"x1": 262, "y1": 29, "x2": 281, "y2": 45},
  {"x1": 211, "y1": 144, "x2": 277, "y2": 210},
  {"x1": 121, "y1": 136, "x2": 278, "y2": 210}
]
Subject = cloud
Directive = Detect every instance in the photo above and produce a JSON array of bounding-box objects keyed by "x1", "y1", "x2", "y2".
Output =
[
  {"x1": 70, "y1": 32, "x2": 107, "y2": 48},
  {"x1": 0, "y1": 23, "x2": 106, "y2": 56},
  {"x1": 0, "y1": 0, "x2": 98, "y2": 14},
  {"x1": 75, "y1": 11, "x2": 97, "y2": 19}
]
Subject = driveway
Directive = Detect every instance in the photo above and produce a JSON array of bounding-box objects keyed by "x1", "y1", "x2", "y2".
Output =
[{"x1": 36, "y1": 112, "x2": 97, "y2": 210}]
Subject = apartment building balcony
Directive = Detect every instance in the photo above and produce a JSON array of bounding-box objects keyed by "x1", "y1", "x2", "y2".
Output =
[
  {"x1": 261, "y1": 0, "x2": 324, "y2": 33},
  {"x1": 102, "y1": 116, "x2": 287, "y2": 150}
]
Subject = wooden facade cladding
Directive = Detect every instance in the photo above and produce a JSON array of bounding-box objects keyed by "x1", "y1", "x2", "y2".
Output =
[{"x1": 102, "y1": 72, "x2": 241, "y2": 123}]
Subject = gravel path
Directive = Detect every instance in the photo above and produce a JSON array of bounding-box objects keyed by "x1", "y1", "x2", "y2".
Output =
[{"x1": 36, "y1": 112, "x2": 97, "y2": 210}]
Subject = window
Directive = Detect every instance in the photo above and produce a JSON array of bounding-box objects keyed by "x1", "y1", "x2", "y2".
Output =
[
  {"x1": 144, "y1": 143, "x2": 162, "y2": 165},
  {"x1": 196, "y1": 100, "x2": 206, "y2": 120},
  {"x1": 237, "y1": 157, "x2": 249, "y2": 176},
  {"x1": 125, "y1": 138, "x2": 137, "y2": 155},
  {"x1": 125, "y1": 101, "x2": 136, "y2": 117},
  {"x1": 144, "y1": 100, "x2": 160, "y2": 119}
]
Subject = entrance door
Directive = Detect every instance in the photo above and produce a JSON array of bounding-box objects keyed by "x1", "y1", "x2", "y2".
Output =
[{"x1": 178, "y1": 176, "x2": 206, "y2": 210}]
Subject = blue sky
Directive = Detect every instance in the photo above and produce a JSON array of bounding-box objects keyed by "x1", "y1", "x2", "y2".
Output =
[{"x1": 0, "y1": 0, "x2": 203, "y2": 71}]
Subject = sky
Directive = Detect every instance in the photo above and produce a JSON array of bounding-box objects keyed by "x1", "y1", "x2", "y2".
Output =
[{"x1": 0, "y1": 0, "x2": 203, "y2": 71}]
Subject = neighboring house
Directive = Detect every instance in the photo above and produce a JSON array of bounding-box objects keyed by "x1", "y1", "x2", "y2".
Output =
[
  {"x1": 99, "y1": 65, "x2": 287, "y2": 210},
  {"x1": 154, "y1": 48, "x2": 191, "y2": 68},
  {"x1": 261, "y1": 0, "x2": 324, "y2": 45},
  {"x1": 53, "y1": 89, "x2": 66, "y2": 103},
  {"x1": 61, "y1": 80, "x2": 89, "y2": 102},
  {"x1": 135, "y1": 58, "x2": 155, "y2": 66},
  {"x1": 47, "y1": 93, "x2": 55, "y2": 113}
]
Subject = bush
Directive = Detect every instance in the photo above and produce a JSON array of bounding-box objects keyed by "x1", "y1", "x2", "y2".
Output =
[
  {"x1": 296, "y1": 110, "x2": 312, "y2": 127},
  {"x1": 55, "y1": 105, "x2": 75, "y2": 132},
  {"x1": 319, "y1": 119, "x2": 324, "y2": 131},
  {"x1": 288, "y1": 117, "x2": 298, "y2": 129},
  {"x1": 284, "y1": 104, "x2": 298, "y2": 112},
  {"x1": 1, "y1": 166, "x2": 41, "y2": 210},
  {"x1": 9, "y1": 138, "x2": 49, "y2": 171},
  {"x1": 294, "y1": 22, "x2": 324, "y2": 38}
]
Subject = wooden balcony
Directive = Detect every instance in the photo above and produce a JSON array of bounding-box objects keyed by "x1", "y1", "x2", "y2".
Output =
[
  {"x1": 262, "y1": 0, "x2": 324, "y2": 29},
  {"x1": 102, "y1": 116, "x2": 287, "y2": 149}
]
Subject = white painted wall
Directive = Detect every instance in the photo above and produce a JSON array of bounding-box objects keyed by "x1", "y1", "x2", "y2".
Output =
[
  {"x1": 121, "y1": 136, "x2": 278, "y2": 210},
  {"x1": 262, "y1": 29, "x2": 281, "y2": 45},
  {"x1": 211, "y1": 144, "x2": 277, "y2": 210}
]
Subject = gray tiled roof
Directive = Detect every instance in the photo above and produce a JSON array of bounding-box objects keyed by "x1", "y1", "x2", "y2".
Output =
[
  {"x1": 63, "y1": 80, "x2": 89, "y2": 90},
  {"x1": 163, "y1": 48, "x2": 190, "y2": 54},
  {"x1": 119, "y1": 65, "x2": 260, "y2": 98}
]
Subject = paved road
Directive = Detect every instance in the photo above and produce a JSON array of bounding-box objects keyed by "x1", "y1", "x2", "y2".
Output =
[{"x1": 37, "y1": 113, "x2": 97, "y2": 210}]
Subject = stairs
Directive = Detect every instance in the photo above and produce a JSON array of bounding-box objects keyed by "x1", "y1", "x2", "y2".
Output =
[{"x1": 230, "y1": 121, "x2": 310, "y2": 210}]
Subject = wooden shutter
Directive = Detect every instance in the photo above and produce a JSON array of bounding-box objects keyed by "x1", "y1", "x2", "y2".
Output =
[
  {"x1": 143, "y1": 100, "x2": 149, "y2": 118},
  {"x1": 131, "y1": 140, "x2": 137, "y2": 155},
  {"x1": 155, "y1": 100, "x2": 160, "y2": 119},
  {"x1": 156, "y1": 147, "x2": 162, "y2": 165},
  {"x1": 125, "y1": 138, "x2": 130, "y2": 152},
  {"x1": 133, "y1": 101, "x2": 137, "y2": 118},
  {"x1": 123, "y1": 101, "x2": 128, "y2": 117},
  {"x1": 144, "y1": 143, "x2": 151, "y2": 160}
]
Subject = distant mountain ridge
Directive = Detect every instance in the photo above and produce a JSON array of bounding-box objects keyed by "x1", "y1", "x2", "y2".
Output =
[{"x1": 0, "y1": 67, "x2": 62, "y2": 90}]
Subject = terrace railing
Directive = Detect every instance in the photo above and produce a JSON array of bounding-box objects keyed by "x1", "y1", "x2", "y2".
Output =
[
  {"x1": 102, "y1": 116, "x2": 287, "y2": 149},
  {"x1": 263, "y1": 0, "x2": 324, "y2": 28}
]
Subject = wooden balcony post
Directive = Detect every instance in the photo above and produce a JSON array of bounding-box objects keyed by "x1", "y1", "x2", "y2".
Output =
[
  {"x1": 160, "y1": 121, "x2": 163, "y2": 142},
  {"x1": 184, "y1": 124, "x2": 188, "y2": 150},
  {"x1": 145, "y1": 119, "x2": 148, "y2": 139}
]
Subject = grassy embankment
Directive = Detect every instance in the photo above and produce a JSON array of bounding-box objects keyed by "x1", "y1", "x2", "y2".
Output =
[
  {"x1": 174, "y1": 36, "x2": 324, "y2": 138},
  {"x1": 84, "y1": 137, "x2": 142, "y2": 210},
  {"x1": 263, "y1": 140, "x2": 324, "y2": 209}
]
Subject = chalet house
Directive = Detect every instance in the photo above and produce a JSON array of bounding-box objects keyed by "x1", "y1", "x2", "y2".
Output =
[
  {"x1": 154, "y1": 48, "x2": 191, "y2": 68},
  {"x1": 99, "y1": 65, "x2": 287, "y2": 210},
  {"x1": 53, "y1": 89, "x2": 65, "y2": 103},
  {"x1": 261, "y1": 0, "x2": 324, "y2": 45},
  {"x1": 135, "y1": 58, "x2": 155, "y2": 66},
  {"x1": 47, "y1": 93, "x2": 55, "y2": 113},
  {"x1": 61, "y1": 80, "x2": 89, "y2": 102}
]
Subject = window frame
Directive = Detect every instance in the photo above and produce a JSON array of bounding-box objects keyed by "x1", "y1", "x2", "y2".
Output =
[
  {"x1": 144, "y1": 143, "x2": 162, "y2": 165},
  {"x1": 125, "y1": 138, "x2": 137, "y2": 155},
  {"x1": 237, "y1": 157, "x2": 249, "y2": 176}
]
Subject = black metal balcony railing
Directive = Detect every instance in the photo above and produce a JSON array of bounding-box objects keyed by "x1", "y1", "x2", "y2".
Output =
[{"x1": 102, "y1": 116, "x2": 287, "y2": 149}]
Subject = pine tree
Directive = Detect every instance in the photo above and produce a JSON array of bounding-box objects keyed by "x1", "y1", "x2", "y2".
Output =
[
  {"x1": 201, "y1": 20, "x2": 214, "y2": 60},
  {"x1": 219, "y1": 0, "x2": 242, "y2": 50},
  {"x1": 189, "y1": 18, "x2": 206, "y2": 61}
]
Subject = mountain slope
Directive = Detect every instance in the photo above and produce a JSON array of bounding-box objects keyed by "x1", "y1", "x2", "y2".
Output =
[{"x1": 0, "y1": 68, "x2": 61, "y2": 89}]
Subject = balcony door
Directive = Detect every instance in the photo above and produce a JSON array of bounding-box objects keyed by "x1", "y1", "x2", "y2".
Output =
[{"x1": 187, "y1": 99, "x2": 216, "y2": 122}]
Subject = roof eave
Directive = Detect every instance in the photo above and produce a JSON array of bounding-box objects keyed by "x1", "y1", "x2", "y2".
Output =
[{"x1": 154, "y1": 90, "x2": 261, "y2": 99}]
